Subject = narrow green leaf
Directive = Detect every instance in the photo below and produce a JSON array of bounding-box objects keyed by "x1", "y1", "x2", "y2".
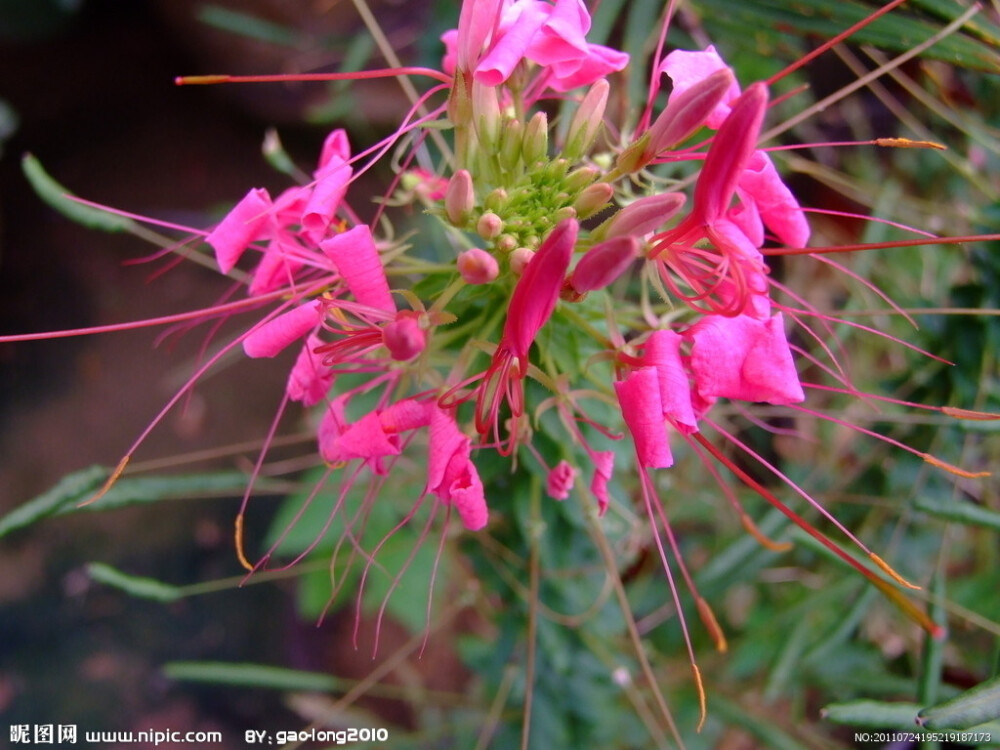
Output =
[
  {"x1": 196, "y1": 5, "x2": 300, "y2": 47},
  {"x1": 914, "y1": 497, "x2": 1000, "y2": 532},
  {"x1": 918, "y1": 676, "x2": 1000, "y2": 730},
  {"x1": 0, "y1": 465, "x2": 107, "y2": 538},
  {"x1": 163, "y1": 661, "x2": 344, "y2": 692},
  {"x1": 919, "y1": 565, "x2": 948, "y2": 706},
  {"x1": 822, "y1": 699, "x2": 926, "y2": 728},
  {"x1": 22, "y1": 154, "x2": 138, "y2": 232},
  {"x1": 79, "y1": 471, "x2": 261, "y2": 512},
  {"x1": 87, "y1": 563, "x2": 183, "y2": 603}
]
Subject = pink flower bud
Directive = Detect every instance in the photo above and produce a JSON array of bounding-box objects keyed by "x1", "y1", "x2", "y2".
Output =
[
  {"x1": 572, "y1": 182, "x2": 614, "y2": 219},
  {"x1": 445, "y1": 169, "x2": 475, "y2": 226},
  {"x1": 599, "y1": 192, "x2": 687, "y2": 240},
  {"x1": 565, "y1": 78, "x2": 609, "y2": 161},
  {"x1": 458, "y1": 248, "x2": 500, "y2": 284},
  {"x1": 570, "y1": 236, "x2": 641, "y2": 293},
  {"x1": 476, "y1": 212, "x2": 503, "y2": 240},
  {"x1": 509, "y1": 247, "x2": 535, "y2": 276},
  {"x1": 646, "y1": 68, "x2": 735, "y2": 155},
  {"x1": 382, "y1": 315, "x2": 426, "y2": 361}
]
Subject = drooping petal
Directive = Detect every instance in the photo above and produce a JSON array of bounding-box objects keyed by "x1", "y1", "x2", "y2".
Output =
[
  {"x1": 320, "y1": 225, "x2": 396, "y2": 314},
  {"x1": 427, "y1": 407, "x2": 488, "y2": 530},
  {"x1": 302, "y1": 162, "x2": 352, "y2": 240},
  {"x1": 737, "y1": 151, "x2": 810, "y2": 248},
  {"x1": 643, "y1": 329, "x2": 698, "y2": 433},
  {"x1": 615, "y1": 367, "x2": 674, "y2": 468},
  {"x1": 546, "y1": 460, "x2": 577, "y2": 500},
  {"x1": 590, "y1": 450, "x2": 614, "y2": 515},
  {"x1": 317, "y1": 128, "x2": 351, "y2": 173},
  {"x1": 379, "y1": 398, "x2": 432, "y2": 434},
  {"x1": 546, "y1": 43, "x2": 628, "y2": 92},
  {"x1": 248, "y1": 234, "x2": 305, "y2": 296},
  {"x1": 286, "y1": 333, "x2": 334, "y2": 406},
  {"x1": 333, "y1": 411, "x2": 401, "y2": 471},
  {"x1": 243, "y1": 300, "x2": 324, "y2": 358},
  {"x1": 570, "y1": 236, "x2": 640, "y2": 293},
  {"x1": 455, "y1": 0, "x2": 503, "y2": 72},
  {"x1": 206, "y1": 187, "x2": 272, "y2": 274},
  {"x1": 689, "y1": 313, "x2": 804, "y2": 405}
]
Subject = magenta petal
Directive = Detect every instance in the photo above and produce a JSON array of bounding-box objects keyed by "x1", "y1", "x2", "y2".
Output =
[
  {"x1": 206, "y1": 187, "x2": 272, "y2": 274},
  {"x1": 546, "y1": 460, "x2": 577, "y2": 500},
  {"x1": 302, "y1": 162, "x2": 351, "y2": 240},
  {"x1": 455, "y1": 0, "x2": 502, "y2": 71},
  {"x1": 379, "y1": 399, "x2": 432, "y2": 434},
  {"x1": 738, "y1": 151, "x2": 810, "y2": 248},
  {"x1": 643, "y1": 329, "x2": 698, "y2": 433},
  {"x1": 286, "y1": 333, "x2": 333, "y2": 406},
  {"x1": 317, "y1": 129, "x2": 350, "y2": 173},
  {"x1": 528, "y1": 0, "x2": 589, "y2": 66},
  {"x1": 334, "y1": 411, "x2": 401, "y2": 467},
  {"x1": 448, "y1": 465, "x2": 488, "y2": 530},
  {"x1": 320, "y1": 225, "x2": 396, "y2": 314},
  {"x1": 249, "y1": 234, "x2": 305, "y2": 296},
  {"x1": 689, "y1": 313, "x2": 804, "y2": 404},
  {"x1": 547, "y1": 44, "x2": 629, "y2": 92},
  {"x1": 243, "y1": 300, "x2": 323, "y2": 358},
  {"x1": 475, "y1": 1, "x2": 548, "y2": 86},
  {"x1": 590, "y1": 450, "x2": 614, "y2": 515},
  {"x1": 427, "y1": 408, "x2": 488, "y2": 530},
  {"x1": 318, "y1": 396, "x2": 349, "y2": 463},
  {"x1": 615, "y1": 367, "x2": 673, "y2": 468},
  {"x1": 659, "y1": 45, "x2": 741, "y2": 129}
]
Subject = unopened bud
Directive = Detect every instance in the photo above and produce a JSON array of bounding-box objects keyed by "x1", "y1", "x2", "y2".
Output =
[
  {"x1": 485, "y1": 187, "x2": 508, "y2": 212},
  {"x1": 596, "y1": 192, "x2": 687, "y2": 240},
  {"x1": 496, "y1": 233, "x2": 518, "y2": 252},
  {"x1": 573, "y1": 182, "x2": 614, "y2": 219},
  {"x1": 522, "y1": 111, "x2": 549, "y2": 165},
  {"x1": 445, "y1": 169, "x2": 475, "y2": 226},
  {"x1": 477, "y1": 211, "x2": 504, "y2": 239},
  {"x1": 457, "y1": 248, "x2": 500, "y2": 284},
  {"x1": 565, "y1": 78, "x2": 609, "y2": 161},
  {"x1": 473, "y1": 81, "x2": 503, "y2": 150},
  {"x1": 647, "y1": 68, "x2": 734, "y2": 156},
  {"x1": 564, "y1": 166, "x2": 599, "y2": 193},
  {"x1": 570, "y1": 236, "x2": 641, "y2": 293},
  {"x1": 499, "y1": 118, "x2": 524, "y2": 171},
  {"x1": 509, "y1": 247, "x2": 535, "y2": 275},
  {"x1": 382, "y1": 316, "x2": 426, "y2": 360},
  {"x1": 554, "y1": 206, "x2": 577, "y2": 222}
]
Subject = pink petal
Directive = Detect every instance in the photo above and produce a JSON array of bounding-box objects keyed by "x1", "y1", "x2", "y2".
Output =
[
  {"x1": 248, "y1": 234, "x2": 305, "y2": 296},
  {"x1": 475, "y1": 1, "x2": 548, "y2": 86},
  {"x1": 527, "y1": 0, "x2": 589, "y2": 67},
  {"x1": 317, "y1": 129, "x2": 350, "y2": 172},
  {"x1": 503, "y1": 218, "x2": 576, "y2": 358},
  {"x1": 379, "y1": 399, "x2": 432, "y2": 433},
  {"x1": 455, "y1": 0, "x2": 503, "y2": 71},
  {"x1": 243, "y1": 300, "x2": 323, "y2": 358},
  {"x1": 546, "y1": 460, "x2": 577, "y2": 500},
  {"x1": 590, "y1": 450, "x2": 614, "y2": 515},
  {"x1": 659, "y1": 45, "x2": 741, "y2": 130},
  {"x1": 319, "y1": 225, "x2": 396, "y2": 314},
  {"x1": 286, "y1": 333, "x2": 334, "y2": 406},
  {"x1": 206, "y1": 187, "x2": 272, "y2": 274},
  {"x1": 737, "y1": 151, "x2": 810, "y2": 248},
  {"x1": 302, "y1": 162, "x2": 352, "y2": 240},
  {"x1": 615, "y1": 367, "x2": 673, "y2": 468},
  {"x1": 643, "y1": 329, "x2": 698, "y2": 432},
  {"x1": 570, "y1": 236, "x2": 640, "y2": 293},
  {"x1": 689, "y1": 313, "x2": 804, "y2": 405},
  {"x1": 333, "y1": 411, "x2": 401, "y2": 469},
  {"x1": 318, "y1": 396, "x2": 349, "y2": 463},
  {"x1": 547, "y1": 43, "x2": 629, "y2": 92},
  {"x1": 427, "y1": 408, "x2": 488, "y2": 530}
]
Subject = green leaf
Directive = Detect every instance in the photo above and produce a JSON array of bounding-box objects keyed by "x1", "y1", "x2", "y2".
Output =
[
  {"x1": 822, "y1": 699, "x2": 927, "y2": 728},
  {"x1": 693, "y1": 0, "x2": 1000, "y2": 73},
  {"x1": 22, "y1": 154, "x2": 139, "y2": 232},
  {"x1": 163, "y1": 661, "x2": 344, "y2": 692},
  {"x1": 196, "y1": 5, "x2": 300, "y2": 47},
  {"x1": 914, "y1": 497, "x2": 1000, "y2": 532},
  {"x1": 86, "y1": 563, "x2": 183, "y2": 603},
  {"x1": 0, "y1": 465, "x2": 106, "y2": 538},
  {"x1": 918, "y1": 676, "x2": 1000, "y2": 730}
]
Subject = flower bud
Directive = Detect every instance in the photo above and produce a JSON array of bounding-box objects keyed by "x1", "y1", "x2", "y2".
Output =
[
  {"x1": 499, "y1": 118, "x2": 524, "y2": 171},
  {"x1": 457, "y1": 248, "x2": 500, "y2": 284},
  {"x1": 509, "y1": 247, "x2": 535, "y2": 275},
  {"x1": 570, "y1": 236, "x2": 641, "y2": 293},
  {"x1": 595, "y1": 192, "x2": 687, "y2": 240},
  {"x1": 522, "y1": 111, "x2": 548, "y2": 165},
  {"x1": 382, "y1": 316, "x2": 426, "y2": 360},
  {"x1": 647, "y1": 68, "x2": 735, "y2": 156},
  {"x1": 496, "y1": 233, "x2": 518, "y2": 252},
  {"x1": 565, "y1": 78, "x2": 609, "y2": 161},
  {"x1": 546, "y1": 460, "x2": 577, "y2": 500},
  {"x1": 477, "y1": 211, "x2": 504, "y2": 239},
  {"x1": 572, "y1": 182, "x2": 614, "y2": 219},
  {"x1": 485, "y1": 187, "x2": 508, "y2": 212},
  {"x1": 564, "y1": 166, "x2": 599, "y2": 193},
  {"x1": 445, "y1": 169, "x2": 475, "y2": 226},
  {"x1": 473, "y1": 81, "x2": 502, "y2": 150}
]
